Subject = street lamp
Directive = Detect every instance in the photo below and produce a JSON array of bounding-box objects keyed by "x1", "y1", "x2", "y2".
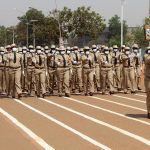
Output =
[
  {"x1": 121, "y1": 0, "x2": 125, "y2": 46},
  {"x1": 30, "y1": 20, "x2": 38, "y2": 48}
]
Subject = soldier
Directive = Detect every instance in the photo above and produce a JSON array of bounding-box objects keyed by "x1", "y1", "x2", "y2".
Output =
[
  {"x1": 21, "y1": 46, "x2": 28, "y2": 93},
  {"x1": 26, "y1": 45, "x2": 36, "y2": 96},
  {"x1": 0, "y1": 47, "x2": 6, "y2": 95},
  {"x1": 91, "y1": 45, "x2": 101, "y2": 91},
  {"x1": 7, "y1": 46, "x2": 23, "y2": 99},
  {"x1": 55, "y1": 46, "x2": 71, "y2": 97},
  {"x1": 5, "y1": 45, "x2": 12, "y2": 96},
  {"x1": 81, "y1": 46, "x2": 95, "y2": 96},
  {"x1": 71, "y1": 46, "x2": 83, "y2": 93},
  {"x1": 33, "y1": 46, "x2": 47, "y2": 97},
  {"x1": 122, "y1": 47, "x2": 136, "y2": 94},
  {"x1": 144, "y1": 46, "x2": 150, "y2": 119},
  {"x1": 46, "y1": 45, "x2": 57, "y2": 93},
  {"x1": 100, "y1": 46, "x2": 114, "y2": 95},
  {"x1": 112, "y1": 45, "x2": 122, "y2": 91},
  {"x1": 132, "y1": 44, "x2": 142, "y2": 90}
]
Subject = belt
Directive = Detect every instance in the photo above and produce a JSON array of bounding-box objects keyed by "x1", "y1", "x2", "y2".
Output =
[
  {"x1": 57, "y1": 66, "x2": 69, "y2": 68},
  {"x1": 123, "y1": 66, "x2": 133, "y2": 68},
  {"x1": 9, "y1": 66, "x2": 21, "y2": 69},
  {"x1": 101, "y1": 66, "x2": 112, "y2": 68},
  {"x1": 48, "y1": 67, "x2": 56, "y2": 69},
  {"x1": 35, "y1": 67, "x2": 44, "y2": 69}
]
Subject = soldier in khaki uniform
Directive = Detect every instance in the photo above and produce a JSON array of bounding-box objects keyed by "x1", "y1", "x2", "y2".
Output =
[
  {"x1": 122, "y1": 47, "x2": 136, "y2": 94},
  {"x1": 26, "y1": 45, "x2": 36, "y2": 95},
  {"x1": 4, "y1": 45, "x2": 12, "y2": 96},
  {"x1": 99, "y1": 46, "x2": 114, "y2": 95},
  {"x1": 0, "y1": 47, "x2": 6, "y2": 94},
  {"x1": 112, "y1": 45, "x2": 122, "y2": 91},
  {"x1": 7, "y1": 46, "x2": 23, "y2": 99},
  {"x1": 21, "y1": 46, "x2": 28, "y2": 93},
  {"x1": 47, "y1": 45, "x2": 57, "y2": 93},
  {"x1": 144, "y1": 47, "x2": 150, "y2": 119},
  {"x1": 132, "y1": 44, "x2": 142, "y2": 90},
  {"x1": 91, "y1": 45, "x2": 101, "y2": 91},
  {"x1": 55, "y1": 46, "x2": 71, "y2": 97},
  {"x1": 81, "y1": 46, "x2": 95, "y2": 96},
  {"x1": 71, "y1": 46, "x2": 83, "y2": 93},
  {"x1": 33, "y1": 46, "x2": 47, "y2": 97}
]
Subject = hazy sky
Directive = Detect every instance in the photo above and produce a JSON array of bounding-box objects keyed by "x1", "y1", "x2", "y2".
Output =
[{"x1": 0, "y1": 0, "x2": 149, "y2": 27}]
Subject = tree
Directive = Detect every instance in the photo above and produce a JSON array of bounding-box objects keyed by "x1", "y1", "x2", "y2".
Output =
[
  {"x1": 72, "y1": 7, "x2": 105, "y2": 41},
  {"x1": 132, "y1": 26, "x2": 148, "y2": 48},
  {"x1": 0, "y1": 26, "x2": 6, "y2": 46},
  {"x1": 108, "y1": 15, "x2": 128, "y2": 46}
]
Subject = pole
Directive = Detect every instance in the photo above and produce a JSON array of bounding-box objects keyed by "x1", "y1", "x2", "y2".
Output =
[
  {"x1": 121, "y1": 0, "x2": 125, "y2": 47},
  {"x1": 12, "y1": 28, "x2": 15, "y2": 44},
  {"x1": 33, "y1": 22, "x2": 35, "y2": 49},
  {"x1": 26, "y1": 23, "x2": 29, "y2": 47},
  {"x1": 5, "y1": 29, "x2": 7, "y2": 46},
  {"x1": 54, "y1": 0, "x2": 63, "y2": 46}
]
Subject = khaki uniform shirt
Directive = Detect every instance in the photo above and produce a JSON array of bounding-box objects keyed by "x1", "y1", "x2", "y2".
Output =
[
  {"x1": 81, "y1": 54, "x2": 95, "y2": 69},
  {"x1": 71, "y1": 52, "x2": 82, "y2": 68},
  {"x1": 7, "y1": 52, "x2": 23, "y2": 68},
  {"x1": 99, "y1": 53, "x2": 113, "y2": 68},
  {"x1": 112, "y1": 51, "x2": 121, "y2": 67},
  {"x1": 144, "y1": 54, "x2": 150, "y2": 78},
  {"x1": 122, "y1": 53, "x2": 135, "y2": 67},
  {"x1": 55, "y1": 54, "x2": 71, "y2": 68},
  {"x1": 33, "y1": 53, "x2": 47, "y2": 69}
]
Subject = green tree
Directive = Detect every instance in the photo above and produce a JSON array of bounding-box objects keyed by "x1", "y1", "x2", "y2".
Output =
[
  {"x1": 0, "y1": 26, "x2": 6, "y2": 46},
  {"x1": 108, "y1": 15, "x2": 128, "y2": 46},
  {"x1": 72, "y1": 7, "x2": 105, "y2": 39},
  {"x1": 132, "y1": 26, "x2": 148, "y2": 48}
]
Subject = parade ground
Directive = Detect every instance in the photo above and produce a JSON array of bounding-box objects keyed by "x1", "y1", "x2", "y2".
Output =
[{"x1": 1, "y1": 87, "x2": 150, "y2": 150}]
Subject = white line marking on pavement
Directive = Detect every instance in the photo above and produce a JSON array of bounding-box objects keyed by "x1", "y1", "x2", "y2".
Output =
[
  {"x1": 113, "y1": 95, "x2": 145, "y2": 103},
  {"x1": 12, "y1": 99, "x2": 111, "y2": 150},
  {"x1": 39, "y1": 98, "x2": 150, "y2": 146},
  {"x1": 90, "y1": 96, "x2": 147, "y2": 112},
  {"x1": 0, "y1": 108, "x2": 55, "y2": 150},
  {"x1": 63, "y1": 97, "x2": 150, "y2": 126},
  {"x1": 135, "y1": 94, "x2": 146, "y2": 98}
]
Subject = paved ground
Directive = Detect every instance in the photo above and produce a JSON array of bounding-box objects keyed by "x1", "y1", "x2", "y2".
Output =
[{"x1": 1, "y1": 90, "x2": 150, "y2": 150}]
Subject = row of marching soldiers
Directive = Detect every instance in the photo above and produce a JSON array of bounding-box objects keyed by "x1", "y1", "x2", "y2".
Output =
[{"x1": 0, "y1": 43, "x2": 143, "y2": 99}]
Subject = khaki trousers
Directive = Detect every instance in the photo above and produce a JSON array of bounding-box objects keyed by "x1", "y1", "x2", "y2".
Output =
[
  {"x1": 94, "y1": 64, "x2": 101, "y2": 88},
  {"x1": 27, "y1": 68, "x2": 36, "y2": 94},
  {"x1": 56, "y1": 68, "x2": 70, "y2": 95},
  {"x1": 34, "y1": 68, "x2": 46, "y2": 95},
  {"x1": 144, "y1": 77, "x2": 150, "y2": 112},
  {"x1": 83, "y1": 68, "x2": 94, "y2": 93},
  {"x1": 114, "y1": 66, "x2": 121, "y2": 89},
  {"x1": 9, "y1": 68, "x2": 22, "y2": 96},
  {"x1": 123, "y1": 67, "x2": 135, "y2": 92},
  {"x1": 101, "y1": 68, "x2": 114, "y2": 93},
  {"x1": 135, "y1": 66, "x2": 142, "y2": 89},
  {"x1": 72, "y1": 67, "x2": 83, "y2": 90},
  {"x1": 0, "y1": 68, "x2": 6, "y2": 93}
]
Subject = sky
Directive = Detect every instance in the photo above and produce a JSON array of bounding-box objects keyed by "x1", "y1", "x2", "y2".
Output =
[{"x1": 0, "y1": 0, "x2": 149, "y2": 27}]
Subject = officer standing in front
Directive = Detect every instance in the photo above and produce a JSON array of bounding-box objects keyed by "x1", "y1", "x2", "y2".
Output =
[
  {"x1": 7, "y1": 46, "x2": 23, "y2": 99},
  {"x1": 144, "y1": 46, "x2": 150, "y2": 119}
]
